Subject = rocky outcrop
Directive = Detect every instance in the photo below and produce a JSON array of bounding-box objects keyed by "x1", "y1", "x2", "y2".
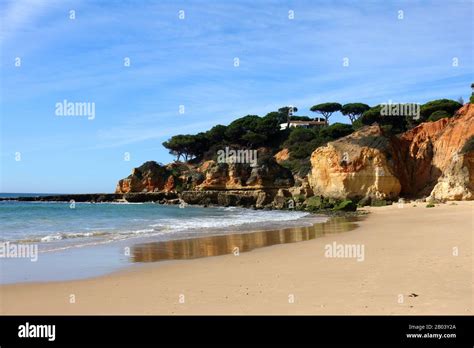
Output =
[
  {"x1": 308, "y1": 104, "x2": 474, "y2": 201},
  {"x1": 392, "y1": 104, "x2": 474, "y2": 199},
  {"x1": 114, "y1": 152, "x2": 294, "y2": 207},
  {"x1": 430, "y1": 151, "x2": 474, "y2": 200},
  {"x1": 115, "y1": 105, "x2": 473, "y2": 206},
  {"x1": 428, "y1": 104, "x2": 474, "y2": 200},
  {"x1": 308, "y1": 125, "x2": 401, "y2": 200},
  {"x1": 0, "y1": 194, "x2": 123, "y2": 202},
  {"x1": 288, "y1": 179, "x2": 314, "y2": 199},
  {"x1": 391, "y1": 120, "x2": 448, "y2": 197},
  {"x1": 123, "y1": 192, "x2": 178, "y2": 202},
  {"x1": 274, "y1": 148, "x2": 290, "y2": 163},
  {"x1": 115, "y1": 161, "x2": 175, "y2": 194},
  {"x1": 196, "y1": 161, "x2": 294, "y2": 190},
  {"x1": 196, "y1": 151, "x2": 294, "y2": 190},
  {"x1": 180, "y1": 189, "x2": 278, "y2": 208},
  {"x1": 116, "y1": 150, "x2": 294, "y2": 194}
]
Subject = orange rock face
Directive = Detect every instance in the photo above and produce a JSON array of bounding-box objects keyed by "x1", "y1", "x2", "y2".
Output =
[
  {"x1": 274, "y1": 148, "x2": 290, "y2": 163},
  {"x1": 116, "y1": 155, "x2": 294, "y2": 194},
  {"x1": 309, "y1": 104, "x2": 474, "y2": 200},
  {"x1": 393, "y1": 104, "x2": 474, "y2": 198},
  {"x1": 308, "y1": 125, "x2": 402, "y2": 200},
  {"x1": 164, "y1": 175, "x2": 175, "y2": 192},
  {"x1": 115, "y1": 161, "x2": 171, "y2": 194},
  {"x1": 196, "y1": 160, "x2": 294, "y2": 190},
  {"x1": 116, "y1": 106, "x2": 473, "y2": 201},
  {"x1": 429, "y1": 104, "x2": 474, "y2": 200}
]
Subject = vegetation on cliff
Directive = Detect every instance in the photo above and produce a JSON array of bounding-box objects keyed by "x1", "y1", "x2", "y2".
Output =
[
  {"x1": 116, "y1": 92, "x2": 472, "y2": 209},
  {"x1": 461, "y1": 135, "x2": 474, "y2": 154},
  {"x1": 164, "y1": 98, "x2": 463, "y2": 162},
  {"x1": 280, "y1": 123, "x2": 354, "y2": 176},
  {"x1": 355, "y1": 99, "x2": 463, "y2": 134},
  {"x1": 162, "y1": 97, "x2": 464, "y2": 181}
]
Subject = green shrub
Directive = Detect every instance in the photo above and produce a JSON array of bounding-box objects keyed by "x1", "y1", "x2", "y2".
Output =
[
  {"x1": 290, "y1": 116, "x2": 312, "y2": 121},
  {"x1": 461, "y1": 136, "x2": 474, "y2": 154},
  {"x1": 333, "y1": 199, "x2": 357, "y2": 211},
  {"x1": 319, "y1": 123, "x2": 354, "y2": 140},
  {"x1": 304, "y1": 196, "x2": 342, "y2": 211},
  {"x1": 359, "y1": 105, "x2": 409, "y2": 134},
  {"x1": 293, "y1": 194, "x2": 306, "y2": 203},
  {"x1": 305, "y1": 196, "x2": 323, "y2": 211},
  {"x1": 428, "y1": 110, "x2": 451, "y2": 122},
  {"x1": 426, "y1": 203, "x2": 435, "y2": 208},
  {"x1": 420, "y1": 99, "x2": 462, "y2": 121}
]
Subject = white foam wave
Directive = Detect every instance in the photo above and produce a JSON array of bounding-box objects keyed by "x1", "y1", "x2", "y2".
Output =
[{"x1": 12, "y1": 209, "x2": 325, "y2": 252}]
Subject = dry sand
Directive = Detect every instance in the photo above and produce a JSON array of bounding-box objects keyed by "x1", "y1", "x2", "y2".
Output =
[{"x1": 1, "y1": 201, "x2": 472, "y2": 315}]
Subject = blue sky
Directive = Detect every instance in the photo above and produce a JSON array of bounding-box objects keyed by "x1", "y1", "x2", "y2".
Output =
[{"x1": 0, "y1": 0, "x2": 472, "y2": 193}]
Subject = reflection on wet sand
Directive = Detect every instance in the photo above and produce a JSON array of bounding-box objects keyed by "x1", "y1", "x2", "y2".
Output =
[{"x1": 131, "y1": 216, "x2": 362, "y2": 263}]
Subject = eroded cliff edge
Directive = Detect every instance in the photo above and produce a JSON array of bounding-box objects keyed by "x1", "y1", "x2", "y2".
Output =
[{"x1": 116, "y1": 104, "x2": 474, "y2": 207}]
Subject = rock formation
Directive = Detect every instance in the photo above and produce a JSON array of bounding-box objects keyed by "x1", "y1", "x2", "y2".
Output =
[
  {"x1": 115, "y1": 161, "x2": 176, "y2": 194},
  {"x1": 115, "y1": 153, "x2": 294, "y2": 207},
  {"x1": 196, "y1": 160, "x2": 294, "y2": 190},
  {"x1": 428, "y1": 104, "x2": 474, "y2": 200},
  {"x1": 308, "y1": 125, "x2": 401, "y2": 200},
  {"x1": 116, "y1": 104, "x2": 474, "y2": 205},
  {"x1": 430, "y1": 150, "x2": 474, "y2": 200},
  {"x1": 392, "y1": 104, "x2": 474, "y2": 199},
  {"x1": 308, "y1": 104, "x2": 474, "y2": 201}
]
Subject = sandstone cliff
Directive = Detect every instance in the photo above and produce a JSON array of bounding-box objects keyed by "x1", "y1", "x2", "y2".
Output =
[
  {"x1": 392, "y1": 104, "x2": 474, "y2": 199},
  {"x1": 115, "y1": 161, "x2": 178, "y2": 194},
  {"x1": 116, "y1": 152, "x2": 293, "y2": 194},
  {"x1": 308, "y1": 125, "x2": 401, "y2": 200},
  {"x1": 428, "y1": 104, "x2": 474, "y2": 200},
  {"x1": 430, "y1": 151, "x2": 474, "y2": 200},
  {"x1": 117, "y1": 105, "x2": 473, "y2": 204},
  {"x1": 308, "y1": 104, "x2": 474, "y2": 201},
  {"x1": 196, "y1": 159, "x2": 293, "y2": 190}
]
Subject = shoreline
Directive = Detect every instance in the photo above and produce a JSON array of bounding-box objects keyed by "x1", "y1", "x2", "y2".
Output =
[
  {"x1": 1, "y1": 201, "x2": 472, "y2": 315},
  {"x1": 0, "y1": 209, "x2": 334, "y2": 284}
]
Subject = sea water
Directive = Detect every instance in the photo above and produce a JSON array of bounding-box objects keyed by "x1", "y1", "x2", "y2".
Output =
[{"x1": 0, "y1": 195, "x2": 327, "y2": 283}]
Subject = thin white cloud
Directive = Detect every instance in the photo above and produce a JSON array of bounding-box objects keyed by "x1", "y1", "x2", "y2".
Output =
[{"x1": 0, "y1": 0, "x2": 63, "y2": 43}]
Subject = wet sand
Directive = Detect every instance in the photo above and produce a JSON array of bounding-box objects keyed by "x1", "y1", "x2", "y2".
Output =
[
  {"x1": 130, "y1": 216, "x2": 358, "y2": 262},
  {"x1": 0, "y1": 202, "x2": 472, "y2": 315}
]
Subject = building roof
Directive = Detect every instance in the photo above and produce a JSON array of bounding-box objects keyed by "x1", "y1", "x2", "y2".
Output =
[
  {"x1": 280, "y1": 120, "x2": 327, "y2": 126},
  {"x1": 288, "y1": 120, "x2": 326, "y2": 125}
]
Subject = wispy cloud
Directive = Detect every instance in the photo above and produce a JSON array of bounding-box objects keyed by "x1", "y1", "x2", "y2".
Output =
[
  {"x1": 0, "y1": 0, "x2": 65, "y2": 44},
  {"x1": 1, "y1": 0, "x2": 472, "y2": 192}
]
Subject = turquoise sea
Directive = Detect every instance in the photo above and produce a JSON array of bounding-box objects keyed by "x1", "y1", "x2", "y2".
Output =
[{"x1": 0, "y1": 193, "x2": 326, "y2": 284}]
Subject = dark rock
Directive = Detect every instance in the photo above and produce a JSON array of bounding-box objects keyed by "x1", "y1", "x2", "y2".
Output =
[{"x1": 333, "y1": 199, "x2": 357, "y2": 212}]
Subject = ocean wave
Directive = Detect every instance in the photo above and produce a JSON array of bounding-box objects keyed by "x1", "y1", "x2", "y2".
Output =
[
  {"x1": 38, "y1": 231, "x2": 110, "y2": 242},
  {"x1": 3, "y1": 207, "x2": 326, "y2": 252}
]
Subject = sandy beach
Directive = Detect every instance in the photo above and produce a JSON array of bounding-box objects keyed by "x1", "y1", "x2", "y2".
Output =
[{"x1": 1, "y1": 201, "x2": 472, "y2": 315}]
